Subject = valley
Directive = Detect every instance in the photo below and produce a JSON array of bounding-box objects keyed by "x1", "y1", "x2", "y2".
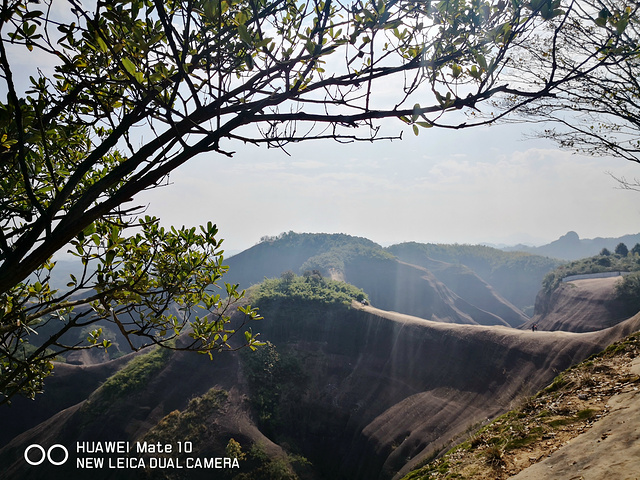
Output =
[{"x1": 1, "y1": 233, "x2": 639, "y2": 480}]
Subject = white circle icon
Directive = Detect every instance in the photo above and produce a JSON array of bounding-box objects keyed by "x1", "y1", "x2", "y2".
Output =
[{"x1": 24, "y1": 444, "x2": 69, "y2": 466}]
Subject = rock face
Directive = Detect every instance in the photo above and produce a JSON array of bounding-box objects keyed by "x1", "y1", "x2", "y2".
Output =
[
  {"x1": 3, "y1": 298, "x2": 639, "y2": 480},
  {"x1": 526, "y1": 277, "x2": 630, "y2": 332},
  {"x1": 404, "y1": 261, "x2": 529, "y2": 327}
]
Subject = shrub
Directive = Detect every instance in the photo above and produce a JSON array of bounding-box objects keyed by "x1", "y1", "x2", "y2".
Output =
[
  {"x1": 484, "y1": 446, "x2": 504, "y2": 467},
  {"x1": 241, "y1": 342, "x2": 309, "y2": 437},
  {"x1": 542, "y1": 252, "x2": 640, "y2": 293},
  {"x1": 614, "y1": 272, "x2": 640, "y2": 316},
  {"x1": 615, "y1": 243, "x2": 629, "y2": 256},
  {"x1": 250, "y1": 274, "x2": 368, "y2": 307}
]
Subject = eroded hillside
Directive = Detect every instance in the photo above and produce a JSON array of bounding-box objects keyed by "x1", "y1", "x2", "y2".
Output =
[
  {"x1": 2, "y1": 284, "x2": 639, "y2": 480},
  {"x1": 225, "y1": 233, "x2": 539, "y2": 328},
  {"x1": 399, "y1": 330, "x2": 640, "y2": 480},
  {"x1": 1, "y1": 235, "x2": 638, "y2": 480},
  {"x1": 526, "y1": 276, "x2": 631, "y2": 333}
]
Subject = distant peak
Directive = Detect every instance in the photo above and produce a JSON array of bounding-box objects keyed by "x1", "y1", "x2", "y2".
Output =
[{"x1": 561, "y1": 231, "x2": 580, "y2": 241}]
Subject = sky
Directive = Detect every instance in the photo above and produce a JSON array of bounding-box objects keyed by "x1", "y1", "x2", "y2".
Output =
[
  {"x1": 136, "y1": 119, "x2": 640, "y2": 254},
  {"x1": 8, "y1": 3, "x2": 640, "y2": 256}
]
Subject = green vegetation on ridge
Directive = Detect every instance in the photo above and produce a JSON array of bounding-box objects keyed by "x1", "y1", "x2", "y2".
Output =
[
  {"x1": 542, "y1": 248, "x2": 640, "y2": 293},
  {"x1": 301, "y1": 243, "x2": 394, "y2": 277},
  {"x1": 388, "y1": 242, "x2": 560, "y2": 275},
  {"x1": 81, "y1": 346, "x2": 172, "y2": 415},
  {"x1": 250, "y1": 273, "x2": 368, "y2": 307},
  {"x1": 241, "y1": 341, "x2": 309, "y2": 439}
]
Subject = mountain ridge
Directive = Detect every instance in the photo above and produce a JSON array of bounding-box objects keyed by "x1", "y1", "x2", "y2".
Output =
[
  {"x1": 3, "y1": 292, "x2": 639, "y2": 479},
  {"x1": 504, "y1": 230, "x2": 640, "y2": 260}
]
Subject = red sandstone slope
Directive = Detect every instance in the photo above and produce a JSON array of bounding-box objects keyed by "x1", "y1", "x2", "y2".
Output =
[
  {"x1": 3, "y1": 299, "x2": 639, "y2": 480},
  {"x1": 525, "y1": 277, "x2": 630, "y2": 333},
  {"x1": 349, "y1": 305, "x2": 640, "y2": 479}
]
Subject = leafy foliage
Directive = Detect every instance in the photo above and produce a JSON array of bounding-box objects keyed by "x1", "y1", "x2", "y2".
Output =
[
  {"x1": 614, "y1": 272, "x2": 640, "y2": 316},
  {"x1": 506, "y1": 1, "x2": 640, "y2": 165},
  {"x1": 250, "y1": 274, "x2": 368, "y2": 307},
  {"x1": 615, "y1": 242, "x2": 629, "y2": 256},
  {"x1": 1, "y1": 219, "x2": 262, "y2": 404},
  {"x1": 142, "y1": 387, "x2": 229, "y2": 448},
  {"x1": 233, "y1": 443, "x2": 302, "y2": 480},
  {"x1": 241, "y1": 341, "x2": 308, "y2": 439}
]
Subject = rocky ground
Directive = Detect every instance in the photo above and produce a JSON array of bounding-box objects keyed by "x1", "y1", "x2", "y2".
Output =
[{"x1": 400, "y1": 331, "x2": 640, "y2": 480}]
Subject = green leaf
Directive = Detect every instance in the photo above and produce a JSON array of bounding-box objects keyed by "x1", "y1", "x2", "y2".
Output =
[
  {"x1": 616, "y1": 18, "x2": 629, "y2": 35},
  {"x1": 237, "y1": 24, "x2": 252, "y2": 45},
  {"x1": 412, "y1": 124, "x2": 419, "y2": 136},
  {"x1": 96, "y1": 36, "x2": 108, "y2": 53},
  {"x1": 411, "y1": 103, "x2": 421, "y2": 122},
  {"x1": 122, "y1": 57, "x2": 137, "y2": 76},
  {"x1": 476, "y1": 53, "x2": 487, "y2": 71}
]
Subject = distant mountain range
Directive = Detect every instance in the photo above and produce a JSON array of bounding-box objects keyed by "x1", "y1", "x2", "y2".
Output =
[
  {"x1": 503, "y1": 231, "x2": 640, "y2": 260},
  {"x1": 223, "y1": 232, "x2": 562, "y2": 315}
]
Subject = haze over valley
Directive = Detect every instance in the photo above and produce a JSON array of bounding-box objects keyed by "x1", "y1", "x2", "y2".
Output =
[{"x1": 3, "y1": 232, "x2": 640, "y2": 480}]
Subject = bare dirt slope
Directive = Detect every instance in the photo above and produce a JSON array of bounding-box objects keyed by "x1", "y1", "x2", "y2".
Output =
[
  {"x1": 399, "y1": 329, "x2": 640, "y2": 480},
  {"x1": 526, "y1": 277, "x2": 630, "y2": 333},
  {"x1": 510, "y1": 355, "x2": 640, "y2": 480}
]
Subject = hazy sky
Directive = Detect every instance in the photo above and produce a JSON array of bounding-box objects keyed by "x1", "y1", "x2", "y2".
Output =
[
  {"x1": 137, "y1": 119, "x2": 640, "y2": 253},
  {"x1": 8, "y1": 6, "x2": 639, "y2": 255}
]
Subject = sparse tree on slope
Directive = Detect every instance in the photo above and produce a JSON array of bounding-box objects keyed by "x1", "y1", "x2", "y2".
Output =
[{"x1": 0, "y1": 0, "x2": 634, "y2": 404}]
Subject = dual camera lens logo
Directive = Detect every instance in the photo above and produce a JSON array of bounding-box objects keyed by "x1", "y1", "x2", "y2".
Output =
[{"x1": 24, "y1": 444, "x2": 69, "y2": 466}]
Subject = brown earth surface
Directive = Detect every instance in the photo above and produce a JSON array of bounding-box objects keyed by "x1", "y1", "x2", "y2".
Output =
[
  {"x1": 526, "y1": 277, "x2": 630, "y2": 333},
  {"x1": 400, "y1": 331, "x2": 640, "y2": 480},
  {"x1": 3, "y1": 274, "x2": 639, "y2": 480}
]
